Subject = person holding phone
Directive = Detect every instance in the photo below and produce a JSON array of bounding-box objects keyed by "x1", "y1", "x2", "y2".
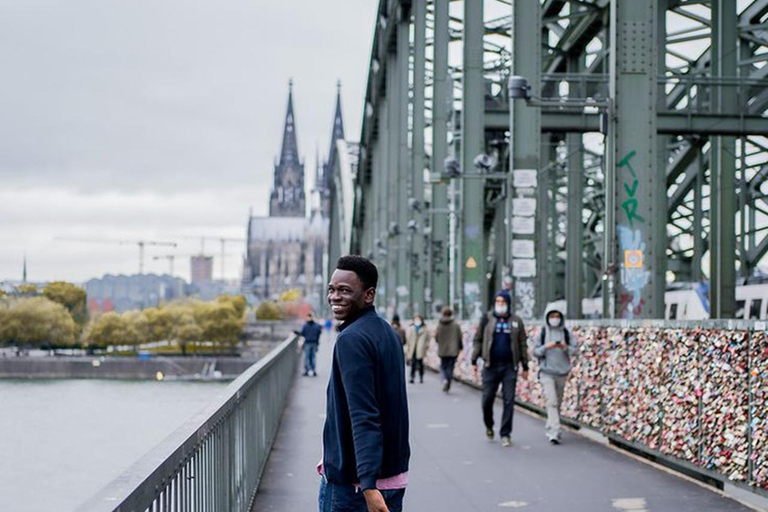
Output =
[{"x1": 533, "y1": 309, "x2": 578, "y2": 444}]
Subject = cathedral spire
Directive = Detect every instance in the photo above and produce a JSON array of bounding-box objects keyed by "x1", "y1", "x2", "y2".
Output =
[
  {"x1": 269, "y1": 79, "x2": 306, "y2": 217},
  {"x1": 279, "y1": 79, "x2": 300, "y2": 167},
  {"x1": 327, "y1": 80, "x2": 345, "y2": 159}
]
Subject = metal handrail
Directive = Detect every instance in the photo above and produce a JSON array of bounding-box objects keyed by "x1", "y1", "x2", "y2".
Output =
[{"x1": 76, "y1": 335, "x2": 299, "y2": 512}]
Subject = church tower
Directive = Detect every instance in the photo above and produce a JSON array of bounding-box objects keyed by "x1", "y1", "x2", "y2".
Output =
[
  {"x1": 317, "y1": 81, "x2": 345, "y2": 219},
  {"x1": 270, "y1": 80, "x2": 306, "y2": 217}
]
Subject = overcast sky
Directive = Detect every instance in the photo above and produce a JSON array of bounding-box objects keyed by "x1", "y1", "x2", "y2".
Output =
[{"x1": 0, "y1": 0, "x2": 375, "y2": 283}]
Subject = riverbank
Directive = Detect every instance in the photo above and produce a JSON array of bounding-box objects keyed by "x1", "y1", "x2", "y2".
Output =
[
  {"x1": 0, "y1": 321, "x2": 299, "y2": 380},
  {"x1": 0, "y1": 354, "x2": 259, "y2": 380}
]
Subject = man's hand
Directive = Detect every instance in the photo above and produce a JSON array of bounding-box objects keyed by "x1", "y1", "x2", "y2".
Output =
[
  {"x1": 363, "y1": 489, "x2": 390, "y2": 512},
  {"x1": 473, "y1": 364, "x2": 480, "y2": 380},
  {"x1": 545, "y1": 342, "x2": 558, "y2": 349}
]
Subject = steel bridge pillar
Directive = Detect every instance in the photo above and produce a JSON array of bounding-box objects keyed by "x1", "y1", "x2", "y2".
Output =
[
  {"x1": 610, "y1": 0, "x2": 664, "y2": 319},
  {"x1": 509, "y1": 0, "x2": 541, "y2": 320},
  {"x1": 429, "y1": 0, "x2": 451, "y2": 318},
  {"x1": 565, "y1": 61, "x2": 584, "y2": 320},
  {"x1": 411, "y1": 0, "x2": 427, "y2": 317},
  {"x1": 395, "y1": 14, "x2": 411, "y2": 319},
  {"x1": 710, "y1": 0, "x2": 737, "y2": 318},
  {"x1": 460, "y1": 0, "x2": 486, "y2": 319}
]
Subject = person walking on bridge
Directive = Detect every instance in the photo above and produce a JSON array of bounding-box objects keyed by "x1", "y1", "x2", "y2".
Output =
[
  {"x1": 532, "y1": 309, "x2": 577, "y2": 444},
  {"x1": 405, "y1": 314, "x2": 428, "y2": 384},
  {"x1": 390, "y1": 314, "x2": 407, "y2": 346},
  {"x1": 296, "y1": 313, "x2": 323, "y2": 377},
  {"x1": 434, "y1": 307, "x2": 463, "y2": 392},
  {"x1": 471, "y1": 290, "x2": 529, "y2": 447},
  {"x1": 320, "y1": 255, "x2": 410, "y2": 512}
]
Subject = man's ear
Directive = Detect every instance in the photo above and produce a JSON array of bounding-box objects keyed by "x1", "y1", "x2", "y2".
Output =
[{"x1": 363, "y1": 287, "x2": 376, "y2": 305}]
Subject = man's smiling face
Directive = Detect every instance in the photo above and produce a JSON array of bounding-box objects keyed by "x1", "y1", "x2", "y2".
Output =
[{"x1": 327, "y1": 269, "x2": 374, "y2": 321}]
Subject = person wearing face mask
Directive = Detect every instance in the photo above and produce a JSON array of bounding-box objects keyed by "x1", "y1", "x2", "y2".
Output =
[
  {"x1": 471, "y1": 290, "x2": 529, "y2": 447},
  {"x1": 405, "y1": 315, "x2": 428, "y2": 384},
  {"x1": 532, "y1": 309, "x2": 578, "y2": 444}
]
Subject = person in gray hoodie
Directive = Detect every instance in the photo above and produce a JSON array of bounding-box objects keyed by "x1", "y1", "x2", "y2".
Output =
[{"x1": 532, "y1": 309, "x2": 578, "y2": 444}]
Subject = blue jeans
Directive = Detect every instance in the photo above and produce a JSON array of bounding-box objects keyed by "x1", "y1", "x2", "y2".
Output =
[
  {"x1": 318, "y1": 478, "x2": 405, "y2": 512},
  {"x1": 304, "y1": 343, "x2": 318, "y2": 374}
]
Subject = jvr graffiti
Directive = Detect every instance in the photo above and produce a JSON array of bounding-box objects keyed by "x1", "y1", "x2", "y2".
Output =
[
  {"x1": 619, "y1": 150, "x2": 645, "y2": 228},
  {"x1": 618, "y1": 150, "x2": 649, "y2": 319}
]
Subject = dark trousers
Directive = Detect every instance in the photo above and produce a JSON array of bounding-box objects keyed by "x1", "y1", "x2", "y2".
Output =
[
  {"x1": 481, "y1": 363, "x2": 517, "y2": 437},
  {"x1": 409, "y1": 358, "x2": 424, "y2": 382},
  {"x1": 318, "y1": 478, "x2": 405, "y2": 512},
  {"x1": 439, "y1": 356, "x2": 457, "y2": 389}
]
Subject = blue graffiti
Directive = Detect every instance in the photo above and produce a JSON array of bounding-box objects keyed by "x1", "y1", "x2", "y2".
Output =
[{"x1": 618, "y1": 226, "x2": 650, "y2": 319}]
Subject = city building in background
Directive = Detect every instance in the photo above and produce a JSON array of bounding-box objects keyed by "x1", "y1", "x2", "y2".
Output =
[
  {"x1": 190, "y1": 255, "x2": 213, "y2": 284},
  {"x1": 84, "y1": 274, "x2": 186, "y2": 313}
]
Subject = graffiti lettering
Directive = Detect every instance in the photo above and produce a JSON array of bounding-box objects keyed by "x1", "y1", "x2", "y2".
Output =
[{"x1": 619, "y1": 151, "x2": 645, "y2": 227}]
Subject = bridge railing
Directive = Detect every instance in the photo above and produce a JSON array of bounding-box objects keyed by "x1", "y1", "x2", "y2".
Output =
[
  {"x1": 77, "y1": 335, "x2": 299, "y2": 512},
  {"x1": 426, "y1": 319, "x2": 768, "y2": 494}
]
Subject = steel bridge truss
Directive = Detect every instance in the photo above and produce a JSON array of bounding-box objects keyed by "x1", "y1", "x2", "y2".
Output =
[{"x1": 351, "y1": 0, "x2": 768, "y2": 320}]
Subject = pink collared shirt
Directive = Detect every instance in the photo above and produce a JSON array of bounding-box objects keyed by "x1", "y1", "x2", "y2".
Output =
[{"x1": 317, "y1": 460, "x2": 408, "y2": 490}]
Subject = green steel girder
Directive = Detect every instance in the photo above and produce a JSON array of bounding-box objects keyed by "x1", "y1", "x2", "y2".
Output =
[
  {"x1": 483, "y1": 109, "x2": 768, "y2": 135},
  {"x1": 350, "y1": 0, "x2": 768, "y2": 325}
]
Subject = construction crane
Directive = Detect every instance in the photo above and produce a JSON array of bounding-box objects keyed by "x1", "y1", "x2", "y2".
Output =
[
  {"x1": 180, "y1": 236, "x2": 246, "y2": 279},
  {"x1": 55, "y1": 237, "x2": 177, "y2": 274},
  {"x1": 151, "y1": 252, "x2": 237, "y2": 277},
  {"x1": 152, "y1": 254, "x2": 178, "y2": 276}
]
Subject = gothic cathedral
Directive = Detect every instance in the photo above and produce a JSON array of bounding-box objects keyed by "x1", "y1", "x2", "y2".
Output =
[{"x1": 242, "y1": 81, "x2": 344, "y2": 311}]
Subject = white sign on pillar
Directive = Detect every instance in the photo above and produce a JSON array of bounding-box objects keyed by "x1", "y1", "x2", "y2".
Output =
[{"x1": 510, "y1": 169, "x2": 537, "y2": 320}]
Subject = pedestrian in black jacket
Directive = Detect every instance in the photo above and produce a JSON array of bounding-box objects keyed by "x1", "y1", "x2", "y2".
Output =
[
  {"x1": 319, "y1": 255, "x2": 410, "y2": 512},
  {"x1": 295, "y1": 313, "x2": 322, "y2": 376},
  {"x1": 471, "y1": 290, "x2": 529, "y2": 447}
]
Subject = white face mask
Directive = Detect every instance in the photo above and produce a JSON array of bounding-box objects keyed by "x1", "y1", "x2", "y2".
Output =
[
  {"x1": 548, "y1": 316, "x2": 562, "y2": 328},
  {"x1": 494, "y1": 304, "x2": 509, "y2": 316},
  {"x1": 414, "y1": 320, "x2": 423, "y2": 327}
]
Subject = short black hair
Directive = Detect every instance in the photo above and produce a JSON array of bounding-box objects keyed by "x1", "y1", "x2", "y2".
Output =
[{"x1": 336, "y1": 255, "x2": 378, "y2": 290}]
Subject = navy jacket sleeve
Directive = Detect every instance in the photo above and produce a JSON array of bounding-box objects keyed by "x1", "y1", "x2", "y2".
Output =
[{"x1": 335, "y1": 332, "x2": 382, "y2": 490}]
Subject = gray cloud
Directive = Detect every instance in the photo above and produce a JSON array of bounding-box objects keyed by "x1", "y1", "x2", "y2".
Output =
[
  {"x1": 0, "y1": 0, "x2": 374, "y2": 193},
  {"x1": 0, "y1": 0, "x2": 375, "y2": 280}
]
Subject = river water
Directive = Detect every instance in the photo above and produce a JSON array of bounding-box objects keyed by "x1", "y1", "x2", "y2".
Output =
[{"x1": 0, "y1": 379, "x2": 227, "y2": 512}]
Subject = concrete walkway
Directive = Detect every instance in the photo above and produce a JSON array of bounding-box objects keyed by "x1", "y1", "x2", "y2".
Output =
[{"x1": 251, "y1": 336, "x2": 754, "y2": 512}]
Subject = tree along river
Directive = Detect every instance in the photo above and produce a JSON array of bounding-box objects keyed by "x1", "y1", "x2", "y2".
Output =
[{"x1": 0, "y1": 379, "x2": 227, "y2": 512}]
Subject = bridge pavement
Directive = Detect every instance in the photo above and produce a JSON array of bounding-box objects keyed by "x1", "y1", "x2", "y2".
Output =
[{"x1": 251, "y1": 335, "x2": 754, "y2": 512}]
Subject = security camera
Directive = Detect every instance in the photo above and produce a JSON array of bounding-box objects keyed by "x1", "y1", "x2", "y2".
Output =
[
  {"x1": 443, "y1": 157, "x2": 461, "y2": 178},
  {"x1": 508, "y1": 75, "x2": 531, "y2": 100},
  {"x1": 407, "y1": 220, "x2": 418, "y2": 232},
  {"x1": 473, "y1": 154, "x2": 493, "y2": 171},
  {"x1": 408, "y1": 198, "x2": 421, "y2": 212},
  {"x1": 388, "y1": 222, "x2": 400, "y2": 237}
]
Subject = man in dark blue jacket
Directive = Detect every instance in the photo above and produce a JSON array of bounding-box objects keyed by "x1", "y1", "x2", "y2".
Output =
[
  {"x1": 296, "y1": 313, "x2": 322, "y2": 376},
  {"x1": 471, "y1": 290, "x2": 529, "y2": 447},
  {"x1": 319, "y1": 255, "x2": 410, "y2": 512}
]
